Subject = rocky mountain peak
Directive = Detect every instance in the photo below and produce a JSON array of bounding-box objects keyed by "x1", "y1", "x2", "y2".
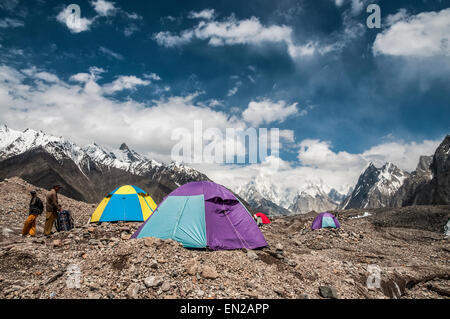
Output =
[
  {"x1": 416, "y1": 155, "x2": 433, "y2": 174},
  {"x1": 119, "y1": 143, "x2": 129, "y2": 151},
  {"x1": 431, "y1": 135, "x2": 450, "y2": 176},
  {"x1": 342, "y1": 162, "x2": 409, "y2": 210}
]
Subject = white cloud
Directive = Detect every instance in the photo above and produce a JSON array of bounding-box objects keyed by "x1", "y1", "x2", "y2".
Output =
[
  {"x1": 298, "y1": 138, "x2": 440, "y2": 173},
  {"x1": 287, "y1": 41, "x2": 318, "y2": 57},
  {"x1": 298, "y1": 139, "x2": 365, "y2": 170},
  {"x1": 143, "y1": 73, "x2": 161, "y2": 81},
  {"x1": 154, "y1": 30, "x2": 195, "y2": 47},
  {"x1": 188, "y1": 9, "x2": 215, "y2": 20},
  {"x1": 102, "y1": 75, "x2": 150, "y2": 94},
  {"x1": 154, "y1": 15, "x2": 313, "y2": 60},
  {"x1": 227, "y1": 87, "x2": 238, "y2": 96},
  {"x1": 361, "y1": 140, "x2": 440, "y2": 171},
  {"x1": 373, "y1": 8, "x2": 450, "y2": 57},
  {"x1": 279, "y1": 129, "x2": 295, "y2": 143},
  {"x1": 56, "y1": 6, "x2": 94, "y2": 33},
  {"x1": 19, "y1": 67, "x2": 60, "y2": 84},
  {"x1": 124, "y1": 23, "x2": 139, "y2": 37},
  {"x1": 207, "y1": 99, "x2": 222, "y2": 108},
  {"x1": 0, "y1": 17, "x2": 24, "y2": 28},
  {"x1": 91, "y1": 0, "x2": 117, "y2": 17},
  {"x1": 154, "y1": 12, "x2": 354, "y2": 59},
  {"x1": 125, "y1": 12, "x2": 142, "y2": 20},
  {"x1": 385, "y1": 8, "x2": 409, "y2": 26},
  {"x1": 331, "y1": 0, "x2": 369, "y2": 16},
  {"x1": 242, "y1": 99, "x2": 299, "y2": 126},
  {"x1": 99, "y1": 46, "x2": 124, "y2": 60}
]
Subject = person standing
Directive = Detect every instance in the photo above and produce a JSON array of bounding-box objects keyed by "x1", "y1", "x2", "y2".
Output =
[
  {"x1": 44, "y1": 185, "x2": 62, "y2": 236},
  {"x1": 22, "y1": 190, "x2": 44, "y2": 237}
]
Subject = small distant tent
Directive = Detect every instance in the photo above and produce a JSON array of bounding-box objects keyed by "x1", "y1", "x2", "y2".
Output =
[
  {"x1": 90, "y1": 185, "x2": 157, "y2": 222},
  {"x1": 255, "y1": 212, "x2": 271, "y2": 224},
  {"x1": 311, "y1": 212, "x2": 340, "y2": 230},
  {"x1": 131, "y1": 181, "x2": 268, "y2": 250}
]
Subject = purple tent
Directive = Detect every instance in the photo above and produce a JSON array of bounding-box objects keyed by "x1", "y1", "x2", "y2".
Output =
[
  {"x1": 311, "y1": 212, "x2": 340, "y2": 230},
  {"x1": 132, "y1": 181, "x2": 268, "y2": 250}
]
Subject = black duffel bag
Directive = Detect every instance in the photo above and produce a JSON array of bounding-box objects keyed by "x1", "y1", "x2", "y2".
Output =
[{"x1": 55, "y1": 210, "x2": 74, "y2": 231}]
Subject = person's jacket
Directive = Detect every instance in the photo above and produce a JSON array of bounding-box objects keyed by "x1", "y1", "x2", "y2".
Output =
[
  {"x1": 29, "y1": 197, "x2": 44, "y2": 215},
  {"x1": 45, "y1": 189, "x2": 59, "y2": 213}
]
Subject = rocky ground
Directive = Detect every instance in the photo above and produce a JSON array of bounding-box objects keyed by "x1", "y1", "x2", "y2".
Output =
[{"x1": 0, "y1": 177, "x2": 449, "y2": 299}]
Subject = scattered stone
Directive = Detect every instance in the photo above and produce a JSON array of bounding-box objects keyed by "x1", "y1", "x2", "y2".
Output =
[
  {"x1": 201, "y1": 266, "x2": 219, "y2": 279},
  {"x1": 247, "y1": 250, "x2": 259, "y2": 260},
  {"x1": 144, "y1": 276, "x2": 163, "y2": 288},
  {"x1": 184, "y1": 259, "x2": 199, "y2": 276},
  {"x1": 52, "y1": 239, "x2": 62, "y2": 247},
  {"x1": 127, "y1": 283, "x2": 143, "y2": 299},
  {"x1": 161, "y1": 282, "x2": 171, "y2": 292},
  {"x1": 121, "y1": 233, "x2": 131, "y2": 240},
  {"x1": 149, "y1": 259, "x2": 158, "y2": 269},
  {"x1": 319, "y1": 285, "x2": 338, "y2": 299}
]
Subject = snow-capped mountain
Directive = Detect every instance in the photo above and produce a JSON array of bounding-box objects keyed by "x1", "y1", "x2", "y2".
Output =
[
  {"x1": 83, "y1": 142, "x2": 161, "y2": 176},
  {"x1": 288, "y1": 185, "x2": 339, "y2": 214},
  {"x1": 341, "y1": 162, "x2": 410, "y2": 209},
  {"x1": 0, "y1": 126, "x2": 88, "y2": 166},
  {"x1": 0, "y1": 125, "x2": 208, "y2": 181},
  {"x1": 235, "y1": 179, "x2": 299, "y2": 210},
  {"x1": 235, "y1": 178, "x2": 346, "y2": 215},
  {"x1": 234, "y1": 180, "x2": 295, "y2": 215},
  {"x1": 0, "y1": 124, "x2": 209, "y2": 203}
]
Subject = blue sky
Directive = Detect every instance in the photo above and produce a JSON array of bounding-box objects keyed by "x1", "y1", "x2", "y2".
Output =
[{"x1": 0, "y1": 0, "x2": 449, "y2": 192}]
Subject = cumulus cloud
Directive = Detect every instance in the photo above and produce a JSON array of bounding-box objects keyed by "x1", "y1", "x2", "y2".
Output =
[
  {"x1": 91, "y1": 0, "x2": 117, "y2": 17},
  {"x1": 188, "y1": 9, "x2": 215, "y2": 20},
  {"x1": 242, "y1": 99, "x2": 299, "y2": 126},
  {"x1": 155, "y1": 16, "x2": 292, "y2": 47},
  {"x1": 332, "y1": 0, "x2": 370, "y2": 16},
  {"x1": 153, "y1": 11, "x2": 359, "y2": 59},
  {"x1": 298, "y1": 138, "x2": 440, "y2": 173},
  {"x1": 153, "y1": 15, "x2": 321, "y2": 59},
  {"x1": 373, "y1": 8, "x2": 450, "y2": 57},
  {"x1": 143, "y1": 73, "x2": 161, "y2": 81},
  {"x1": 102, "y1": 75, "x2": 150, "y2": 94}
]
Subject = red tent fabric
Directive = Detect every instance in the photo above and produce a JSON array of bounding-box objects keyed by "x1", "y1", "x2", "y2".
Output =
[{"x1": 255, "y1": 212, "x2": 271, "y2": 224}]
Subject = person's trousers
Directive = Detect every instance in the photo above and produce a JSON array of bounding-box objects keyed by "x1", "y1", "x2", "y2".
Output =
[
  {"x1": 44, "y1": 211, "x2": 57, "y2": 235},
  {"x1": 22, "y1": 214, "x2": 37, "y2": 236}
]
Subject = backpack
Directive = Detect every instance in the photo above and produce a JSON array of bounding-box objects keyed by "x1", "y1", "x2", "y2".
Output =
[{"x1": 55, "y1": 210, "x2": 74, "y2": 231}]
